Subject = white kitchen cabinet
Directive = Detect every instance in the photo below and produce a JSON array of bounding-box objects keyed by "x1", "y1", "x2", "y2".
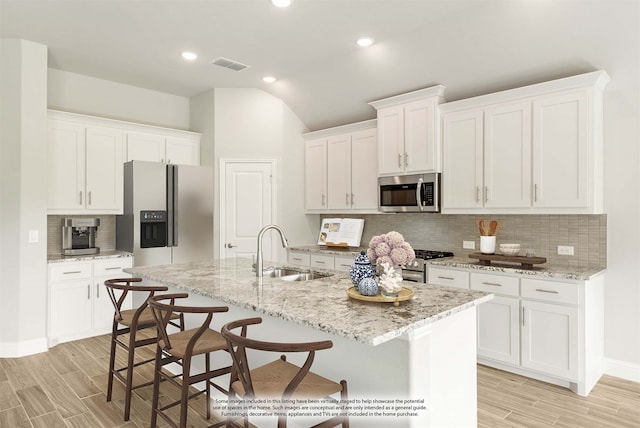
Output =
[
  {"x1": 304, "y1": 120, "x2": 378, "y2": 213},
  {"x1": 310, "y1": 254, "x2": 334, "y2": 270},
  {"x1": 532, "y1": 89, "x2": 592, "y2": 210},
  {"x1": 521, "y1": 300, "x2": 579, "y2": 380},
  {"x1": 334, "y1": 256, "x2": 354, "y2": 272},
  {"x1": 427, "y1": 266, "x2": 469, "y2": 289},
  {"x1": 287, "y1": 250, "x2": 355, "y2": 273},
  {"x1": 48, "y1": 257, "x2": 133, "y2": 346},
  {"x1": 442, "y1": 100, "x2": 531, "y2": 210},
  {"x1": 288, "y1": 251, "x2": 311, "y2": 267},
  {"x1": 304, "y1": 138, "x2": 328, "y2": 210},
  {"x1": 369, "y1": 86, "x2": 445, "y2": 176},
  {"x1": 477, "y1": 295, "x2": 521, "y2": 365},
  {"x1": 440, "y1": 70, "x2": 609, "y2": 214},
  {"x1": 126, "y1": 131, "x2": 200, "y2": 165},
  {"x1": 48, "y1": 116, "x2": 124, "y2": 214}
]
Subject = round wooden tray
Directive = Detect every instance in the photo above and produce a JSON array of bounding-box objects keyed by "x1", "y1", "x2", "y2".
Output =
[{"x1": 346, "y1": 286, "x2": 414, "y2": 306}]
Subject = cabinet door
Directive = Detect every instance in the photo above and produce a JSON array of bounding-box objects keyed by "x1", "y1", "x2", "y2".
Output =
[
  {"x1": 47, "y1": 120, "x2": 85, "y2": 211},
  {"x1": 477, "y1": 296, "x2": 520, "y2": 365},
  {"x1": 427, "y1": 267, "x2": 469, "y2": 289},
  {"x1": 405, "y1": 98, "x2": 438, "y2": 173},
  {"x1": 521, "y1": 300, "x2": 579, "y2": 380},
  {"x1": 327, "y1": 134, "x2": 352, "y2": 210},
  {"x1": 350, "y1": 128, "x2": 378, "y2": 210},
  {"x1": 126, "y1": 132, "x2": 165, "y2": 162},
  {"x1": 166, "y1": 137, "x2": 200, "y2": 165},
  {"x1": 304, "y1": 139, "x2": 328, "y2": 210},
  {"x1": 93, "y1": 258, "x2": 133, "y2": 331},
  {"x1": 484, "y1": 101, "x2": 532, "y2": 208},
  {"x1": 85, "y1": 126, "x2": 123, "y2": 212},
  {"x1": 50, "y1": 279, "x2": 93, "y2": 339},
  {"x1": 532, "y1": 89, "x2": 590, "y2": 208},
  {"x1": 288, "y1": 251, "x2": 311, "y2": 266},
  {"x1": 442, "y1": 109, "x2": 484, "y2": 209},
  {"x1": 377, "y1": 105, "x2": 405, "y2": 175}
]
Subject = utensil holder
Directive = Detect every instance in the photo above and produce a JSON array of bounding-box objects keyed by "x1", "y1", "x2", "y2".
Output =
[{"x1": 480, "y1": 236, "x2": 496, "y2": 254}]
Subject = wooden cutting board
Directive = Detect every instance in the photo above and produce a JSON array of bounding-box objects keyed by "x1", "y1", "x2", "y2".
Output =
[{"x1": 469, "y1": 252, "x2": 547, "y2": 269}]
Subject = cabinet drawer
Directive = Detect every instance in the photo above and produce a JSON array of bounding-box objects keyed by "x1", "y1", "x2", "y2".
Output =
[
  {"x1": 521, "y1": 278, "x2": 580, "y2": 305},
  {"x1": 334, "y1": 257, "x2": 354, "y2": 272},
  {"x1": 94, "y1": 258, "x2": 133, "y2": 276},
  {"x1": 49, "y1": 263, "x2": 92, "y2": 282},
  {"x1": 310, "y1": 254, "x2": 335, "y2": 270},
  {"x1": 471, "y1": 272, "x2": 519, "y2": 296},
  {"x1": 428, "y1": 267, "x2": 469, "y2": 289},
  {"x1": 288, "y1": 252, "x2": 310, "y2": 266}
]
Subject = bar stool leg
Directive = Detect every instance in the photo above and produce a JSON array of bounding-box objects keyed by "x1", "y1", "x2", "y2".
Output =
[
  {"x1": 205, "y1": 353, "x2": 211, "y2": 420},
  {"x1": 150, "y1": 346, "x2": 162, "y2": 428},
  {"x1": 123, "y1": 327, "x2": 138, "y2": 421},
  {"x1": 180, "y1": 357, "x2": 191, "y2": 428},
  {"x1": 106, "y1": 321, "x2": 118, "y2": 402}
]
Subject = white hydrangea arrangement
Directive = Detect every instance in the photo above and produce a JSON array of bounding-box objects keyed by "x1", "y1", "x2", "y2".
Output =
[
  {"x1": 378, "y1": 262, "x2": 403, "y2": 295},
  {"x1": 366, "y1": 231, "x2": 415, "y2": 267}
]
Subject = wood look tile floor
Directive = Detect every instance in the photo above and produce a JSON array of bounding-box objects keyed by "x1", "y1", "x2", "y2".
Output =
[{"x1": 1, "y1": 334, "x2": 638, "y2": 428}]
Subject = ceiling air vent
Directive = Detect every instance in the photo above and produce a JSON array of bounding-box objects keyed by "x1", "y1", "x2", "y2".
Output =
[{"x1": 209, "y1": 57, "x2": 250, "y2": 72}]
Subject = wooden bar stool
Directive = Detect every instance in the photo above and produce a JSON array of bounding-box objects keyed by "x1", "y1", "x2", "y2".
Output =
[
  {"x1": 221, "y1": 317, "x2": 349, "y2": 428},
  {"x1": 104, "y1": 278, "x2": 184, "y2": 421},
  {"x1": 148, "y1": 293, "x2": 232, "y2": 428}
]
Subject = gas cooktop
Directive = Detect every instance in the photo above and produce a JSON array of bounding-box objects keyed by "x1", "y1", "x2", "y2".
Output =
[{"x1": 414, "y1": 250, "x2": 455, "y2": 260}]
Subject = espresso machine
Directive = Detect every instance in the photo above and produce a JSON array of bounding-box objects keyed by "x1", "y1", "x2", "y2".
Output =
[{"x1": 62, "y1": 218, "x2": 100, "y2": 255}]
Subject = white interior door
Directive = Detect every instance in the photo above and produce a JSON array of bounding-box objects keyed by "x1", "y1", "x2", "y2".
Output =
[{"x1": 221, "y1": 160, "x2": 274, "y2": 262}]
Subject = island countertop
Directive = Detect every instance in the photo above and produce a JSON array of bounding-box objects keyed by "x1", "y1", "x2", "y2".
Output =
[{"x1": 125, "y1": 257, "x2": 491, "y2": 346}]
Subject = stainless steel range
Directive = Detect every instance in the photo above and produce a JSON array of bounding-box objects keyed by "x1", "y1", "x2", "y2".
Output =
[{"x1": 402, "y1": 250, "x2": 454, "y2": 283}]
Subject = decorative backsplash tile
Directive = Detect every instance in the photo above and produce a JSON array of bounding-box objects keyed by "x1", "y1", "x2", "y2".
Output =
[
  {"x1": 47, "y1": 215, "x2": 116, "y2": 255},
  {"x1": 322, "y1": 214, "x2": 607, "y2": 269}
]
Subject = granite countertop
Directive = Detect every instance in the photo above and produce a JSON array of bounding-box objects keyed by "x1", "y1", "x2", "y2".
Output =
[
  {"x1": 427, "y1": 257, "x2": 606, "y2": 281},
  {"x1": 125, "y1": 257, "x2": 492, "y2": 346},
  {"x1": 48, "y1": 250, "x2": 133, "y2": 263},
  {"x1": 289, "y1": 245, "x2": 368, "y2": 258}
]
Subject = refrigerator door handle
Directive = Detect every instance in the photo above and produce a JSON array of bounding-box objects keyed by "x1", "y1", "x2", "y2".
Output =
[{"x1": 167, "y1": 165, "x2": 178, "y2": 247}]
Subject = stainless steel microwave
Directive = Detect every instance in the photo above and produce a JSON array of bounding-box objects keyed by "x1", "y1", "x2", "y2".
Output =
[{"x1": 378, "y1": 173, "x2": 441, "y2": 213}]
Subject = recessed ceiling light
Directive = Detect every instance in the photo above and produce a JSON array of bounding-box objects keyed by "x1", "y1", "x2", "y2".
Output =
[
  {"x1": 270, "y1": 0, "x2": 292, "y2": 7},
  {"x1": 263, "y1": 76, "x2": 277, "y2": 83},
  {"x1": 181, "y1": 51, "x2": 198, "y2": 61},
  {"x1": 356, "y1": 37, "x2": 375, "y2": 47}
]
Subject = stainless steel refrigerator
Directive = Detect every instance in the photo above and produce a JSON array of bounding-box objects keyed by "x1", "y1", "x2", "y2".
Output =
[{"x1": 116, "y1": 161, "x2": 213, "y2": 266}]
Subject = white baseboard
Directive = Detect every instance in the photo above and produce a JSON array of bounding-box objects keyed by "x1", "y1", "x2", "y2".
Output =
[
  {"x1": 0, "y1": 337, "x2": 49, "y2": 358},
  {"x1": 603, "y1": 357, "x2": 640, "y2": 382}
]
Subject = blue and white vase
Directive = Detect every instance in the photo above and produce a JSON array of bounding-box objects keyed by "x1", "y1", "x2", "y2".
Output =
[
  {"x1": 358, "y1": 277, "x2": 378, "y2": 296},
  {"x1": 349, "y1": 251, "x2": 376, "y2": 285}
]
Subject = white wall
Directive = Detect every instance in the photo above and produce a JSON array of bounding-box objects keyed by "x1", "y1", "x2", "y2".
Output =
[
  {"x1": 48, "y1": 68, "x2": 191, "y2": 129},
  {"x1": 0, "y1": 39, "x2": 48, "y2": 357},
  {"x1": 190, "y1": 88, "x2": 315, "y2": 261}
]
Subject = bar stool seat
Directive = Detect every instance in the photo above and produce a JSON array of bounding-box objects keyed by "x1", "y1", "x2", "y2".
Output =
[
  {"x1": 148, "y1": 293, "x2": 232, "y2": 428},
  {"x1": 221, "y1": 317, "x2": 349, "y2": 428},
  {"x1": 104, "y1": 278, "x2": 184, "y2": 422}
]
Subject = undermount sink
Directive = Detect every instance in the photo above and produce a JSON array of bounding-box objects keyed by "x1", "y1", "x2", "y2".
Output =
[{"x1": 262, "y1": 267, "x2": 333, "y2": 282}]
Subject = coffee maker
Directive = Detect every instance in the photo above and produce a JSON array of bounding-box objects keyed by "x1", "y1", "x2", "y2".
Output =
[{"x1": 62, "y1": 218, "x2": 100, "y2": 255}]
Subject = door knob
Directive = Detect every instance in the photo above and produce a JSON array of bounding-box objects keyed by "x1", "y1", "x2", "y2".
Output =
[{"x1": 226, "y1": 243, "x2": 237, "y2": 248}]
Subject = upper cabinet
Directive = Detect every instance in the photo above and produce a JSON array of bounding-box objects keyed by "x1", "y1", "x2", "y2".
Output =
[
  {"x1": 304, "y1": 120, "x2": 378, "y2": 214},
  {"x1": 440, "y1": 71, "x2": 609, "y2": 214},
  {"x1": 47, "y1": 110, "x2": 201, "y2": 214},
  {"x1": 369, "y1": 86, "x2": 446, "y2": 176},
  {"x1": 48, "y1": 115, "x2": 124, "y2": 214}
]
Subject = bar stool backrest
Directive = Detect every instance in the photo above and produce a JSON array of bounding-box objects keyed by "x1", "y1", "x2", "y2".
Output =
[
  {"x1": 104, "y1": 278, "x2": 169, "y2": 321},
  {"x1": 221, "y1": 317, "x2": 334, "y2": 399}
]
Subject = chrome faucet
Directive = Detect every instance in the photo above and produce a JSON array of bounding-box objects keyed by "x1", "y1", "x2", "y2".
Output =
[{"x1": 256, "y1": 225, "x2": 289, "y2": 277}]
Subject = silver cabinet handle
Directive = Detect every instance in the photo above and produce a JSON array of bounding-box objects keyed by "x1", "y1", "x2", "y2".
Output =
[
  {"x1": 96, "y1": 283, "x2": 100, "y2": 298},
  {"x1": 315, "y1": 260, "x2": 326, "y2": 264},
  {"x1": 404, "y1": 152, "x2": 408, "y2": 166},
  {"x1": 167, "y1": 159, "x2": 171, "y2": 164},
  {"x1": 346, "y1": 193, "x2": 349, "y2": 205},
  {"x1": 87, "y1": 284, "x2": 90, "y2": 300},
  {"x1": 351, "y1": 193, "x2": 355, "y2": 206},
  {"x1": 438, "y1": 276, "x2": 454, "y2": 280},
  {"x1": 63, "y1": 270, "x2": 82, "y2": 275},
  {"x1": 321, "y1": 194, "x2": 325, "y2": 206},
  {"x1": 79, "y1": 191, "x2": 83, "y2": 205},
  {"x1": 482, "y1": 282, "x2": 502, "y2": 287},
  {"x1": 535, "y1": 288, "x2": 559, "y2": 294},
  {"x1": 226, "y1": 243, "x2": 237, "y2": 248},
  {"x1": 88, "y1": 191, "x2": 92, "y2": 205},
  {"x1": 522, "y1": 306, "x2": 526, "y2": 326},
  {"x1": 104, "y1": 266, "x2": 121, "y2": 270},
  {"x1": 292, "y1": 257, "x2": 303, "y2": 262},
  {"x1": 534, "y1": 184, "x2": 538, "y2": 202},
  {"x1": 476, "y1": 187, "x2": 480, "y2": 203},
  {"x1": 484, "y1": 186, "x2": 488, "y2": 203},
  {"x1": 398, "y1": 153, "x2": 402, "y2": 168}
]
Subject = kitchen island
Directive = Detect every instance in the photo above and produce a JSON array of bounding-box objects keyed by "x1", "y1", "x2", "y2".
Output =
[{"x1": 126, "y1": 257, "x2": 492, "y2": 427}]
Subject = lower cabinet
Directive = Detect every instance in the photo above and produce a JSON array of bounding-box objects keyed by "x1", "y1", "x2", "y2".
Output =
[
  {"x1": 427, "y1": 264, "x2": 604, "y2": 396},
  {"x1": 48, "y1": 257, "x2": 133, "y2": 346},
  {"x1": 288, "y1": 251, "x2": 355, "y2": 273}
]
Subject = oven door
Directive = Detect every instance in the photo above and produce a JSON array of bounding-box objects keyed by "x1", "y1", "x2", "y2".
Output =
[{"x1": 401, "y1": 268, "x2": 425, "y2": 283}]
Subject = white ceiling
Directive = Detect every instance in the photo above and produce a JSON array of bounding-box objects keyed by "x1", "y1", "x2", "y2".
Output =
[{"x1": 1, "y1": 0, "x2": 637, "y2": 131}]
